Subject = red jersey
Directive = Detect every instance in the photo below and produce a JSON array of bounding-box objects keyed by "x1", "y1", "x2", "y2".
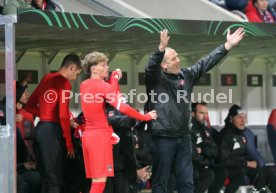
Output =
[
  {"x1": 25, "y1": 72, "x2": 73, "y2": 151},
  {"x1": 80, "y1": 78, "x2": 151, "y2": 131},
  {"x1": 16, "y1": 108, "x2": 34, "y2": 140},
  {"x1": 80, "y1": 76, "x2": 152, "y2": 178},
  {"x1": 16, "y1": 108, "x2": 36, "y2": 159}
]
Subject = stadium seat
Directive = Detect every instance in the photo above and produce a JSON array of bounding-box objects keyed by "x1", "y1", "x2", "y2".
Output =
[{"x1": 244, "y1": 127, "x2": 266, "y2": 167}]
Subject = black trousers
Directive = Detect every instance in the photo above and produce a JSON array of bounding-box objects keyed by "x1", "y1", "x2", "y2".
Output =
[
  {"x1": 63, "y1": 138, "x2": 90, "y2": 193},
  {"x1": 224, "y1": 169, "x2": 244, "y2": 193},
  {"x1": 21, "y1": 170, "x2": 41, "y2": 193},
  {"x1": 246, "y1": 167, "x2": 266, "y2": 190},
  {"x1": 17, "y1": 175, "x2": 28, "y2": 193},
  {"x1": 103, "y1": 171, "x2": 129, "y2": 193},
  {"x1": 194, "y1": 167, "x2": 215, "y2": 193},
  {"x1": 210, "y1": 166, "x2": 266, "y2": 193},
  {"x1": 208, "y1": 166, "x2": 243, "y2": 193},
  {"x1": 33, "y1": 121, "x2": 67, "y2": 193},
  {"x1": 208, "y1": 166, "x2": 228, "y2": 193}
]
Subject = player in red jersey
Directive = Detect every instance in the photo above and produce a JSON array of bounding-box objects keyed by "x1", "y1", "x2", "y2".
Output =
[
  {"x1": 25, "y1": 54, "x2": 82, "y2": 193},
  {"x1": 80, "y1": 51, "x2": 157, "y2": 193}
]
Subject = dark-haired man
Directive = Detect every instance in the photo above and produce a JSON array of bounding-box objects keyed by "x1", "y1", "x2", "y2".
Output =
[
  {"x1": 25, "y1": 54, "x2": 82, "y2": 193},
  {"x1": 190, "y1": 102, "x2": 218, "y2": 193}
]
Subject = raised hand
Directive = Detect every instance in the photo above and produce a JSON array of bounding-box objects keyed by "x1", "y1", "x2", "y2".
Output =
[
  {"x1": 115, "y1": 68, "x2": 122, "y2": 80},
  {"x1": 108, "y1": 69, "x2": 122, "y2": 84},
  {"x1": 159, "y1": 29, "x2": 170, "y2": 52},
  {"x1": 224, "y1": 27, "x2": 245, "y2": 50}
]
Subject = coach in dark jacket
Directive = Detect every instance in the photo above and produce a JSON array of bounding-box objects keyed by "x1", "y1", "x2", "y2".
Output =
[
  {"x1": 219, "y1": 105, "x2": 267, "y2": 193},
  {"x1": 145, "y1": 29, "x2": 244, "y2": 193}
]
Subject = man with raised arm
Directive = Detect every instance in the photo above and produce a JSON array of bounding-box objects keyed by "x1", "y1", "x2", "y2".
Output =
[
  {"x1": 80, "y1": 51, "x2": 157, "y2": 193},
  {"x1": 145, "y1": 28, "x2": 244, "y2": 193}
]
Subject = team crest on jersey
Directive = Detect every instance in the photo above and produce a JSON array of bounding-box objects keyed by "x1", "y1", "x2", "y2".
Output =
[
  {"x1": 107, "y1": 164, "x2": 113, "y2": 172},
  {"x1": 108, "y1": 111, "x2": 114, "y2": 117},
  {"x1": 233, "y1": 138, "x2": 240, "y2": 150},
  {"x1": 196, "y1": 133, "x2": 202, "y2": 144},
  {"x1": 205, "y1": 130, "x2": 210, "y2": 137},
  {"x1": 242, "y1": 137, "x2": 246, "y2": 144},
  {"x1": 180, "y1": 79, "x2": 185, "y2": 86}
]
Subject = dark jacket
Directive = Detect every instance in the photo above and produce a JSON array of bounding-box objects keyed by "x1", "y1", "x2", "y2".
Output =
[
  {"x1": 106, "y1": 106, "x2": 153, "y2": 185},
  {"x1": 16, "y1": 127, "x2": 35, "y2": 174},
  {"x1": 106, "y1": 105, "x2": 136, "y2": 172},
  {"x1": 145, "y1": 45, "x2": 228, "y2": 137},
  {"x1": 132, "y1": 123, "x2": 153, "y2": 168},
  {"x1": 220, "y1": 124, "x2": 248, "y2": 173},
  {"x1": 190, "y1": 118, "x2": 219, "y2": 168}
]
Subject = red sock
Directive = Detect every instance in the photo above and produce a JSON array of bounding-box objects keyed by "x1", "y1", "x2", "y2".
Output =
[{"x1": 90, "y1": 182, "x2": 106, "y2": 193}]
